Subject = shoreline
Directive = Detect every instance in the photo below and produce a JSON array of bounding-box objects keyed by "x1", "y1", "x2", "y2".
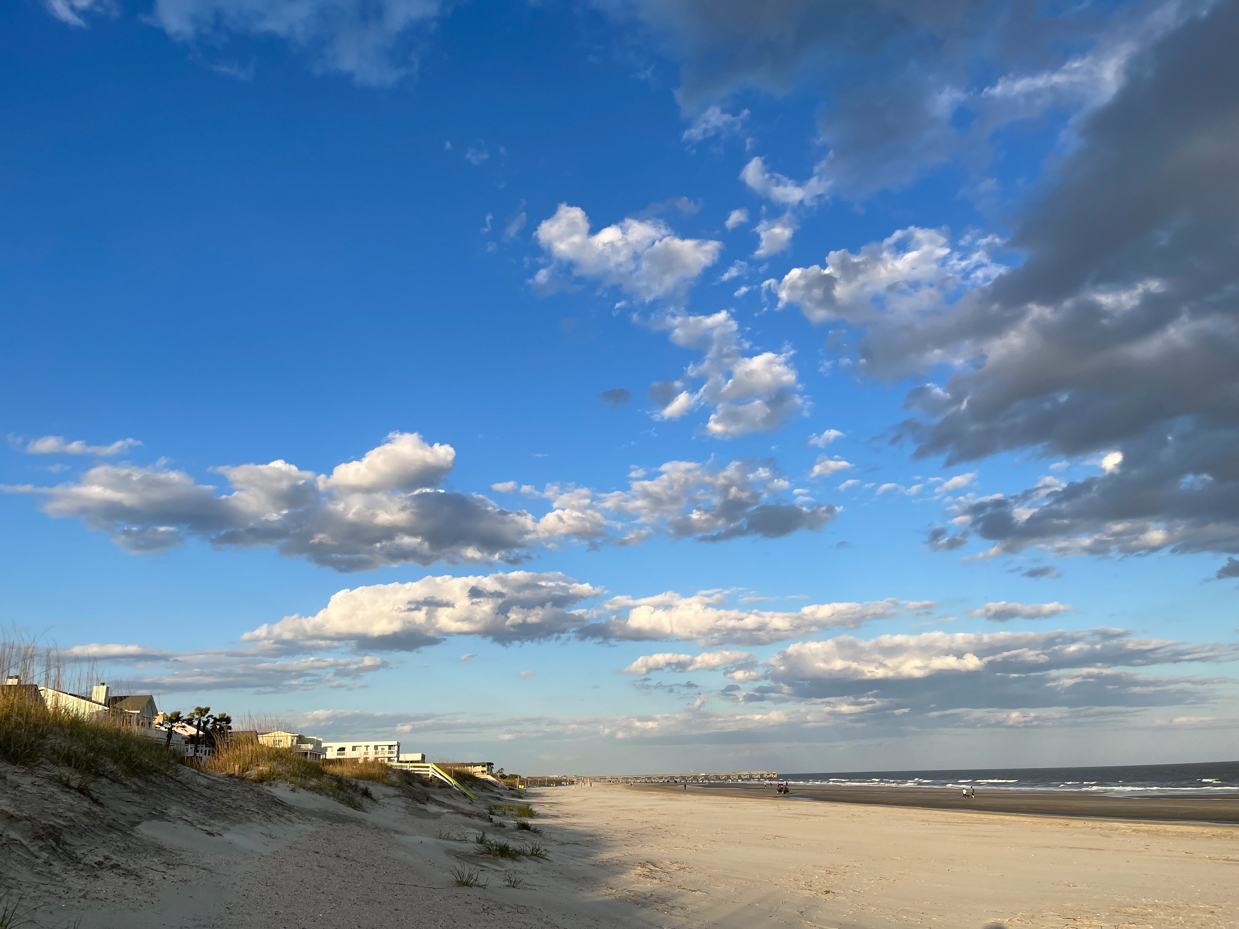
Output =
[{"x1": 636, "y1": 781, "x2": 1239, "y2": 823}]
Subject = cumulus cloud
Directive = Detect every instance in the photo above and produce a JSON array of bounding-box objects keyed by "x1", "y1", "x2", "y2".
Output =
[
  {"x1": 243, "y1": 571, "x2": 603, "y2": 650},
  {"x1": 970, "y1": 601, "x2": 1074, "y2": 622},
  {"x1": 741, "y1": 157, "x2": 828, "y2": 208},
  {"x1": 624, "y1": 650, "x2": 755, "y2": 674},
  {"x1": 752, "y1": 214, "x2": 798, "y2": 258},
  {"x1": 1217, "y1": 558, "x2": 1239, "y2": 580},
  {"x1": 532, "y1": 203, "x2": 722, "y2": 303},
  {"x1": 595, "y1": 457, "x2": 834, "y2": 544},
  {"x1": 2, "y1": 432, "x2": 562, "y2": 571},
  {"x1": 809, "y1": 456, "x2": 852, "y2": 479},
  {"x1": 807, "y1": 430, "x2": 843, "y2": 448},
  {"x1": 762, "y1": 628, "x2": 1237, "y2": 710},
  {"x1": 776, "y1": 226, "x2": 1002, "y2": 337},
  {"x1": 589, "y1": 590, "x2": 928, "y2": 647},
  {"x1": 724, "y1": 209, "x2": 749, "y2": 231},
  {"x1": 762, "y1": 4, "x2": 1239, "y2": 563},
  {"x1": 647, "y1": 310, "x2": 806, "y2": 437},
  {"x1": 19, "y1": 435, "x2": 140, "y2": 456}
]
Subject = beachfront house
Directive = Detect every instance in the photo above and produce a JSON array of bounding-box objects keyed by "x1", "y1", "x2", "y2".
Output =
[
  {"x1": 398, "y1": 752, "x2": 426, "y2": 763},
  {"x1": 321, "y1": 740, "x2": 400, "y2": 763},
  {"x1": 37, "y1": 681, "x2": 160, "y2": 731},
  {"x1": 442, "y1": 761, "x2": 495, "y2": 777},
  {"x1": 258, "y1": 730, "x2": 326, "y2": 761}
]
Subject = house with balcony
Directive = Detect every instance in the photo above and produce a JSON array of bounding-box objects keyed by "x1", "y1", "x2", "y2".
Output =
[
  {"x1": 258, "y1": 730, "x2": 325, "y2": 761},
  {"x1": 321, "y1": 740, "x2": 400, "y2": 763}
]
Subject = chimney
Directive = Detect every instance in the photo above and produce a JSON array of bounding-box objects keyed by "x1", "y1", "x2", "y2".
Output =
[{"x1": 92, "y1": 682, "x2": 109, "y2": 704}]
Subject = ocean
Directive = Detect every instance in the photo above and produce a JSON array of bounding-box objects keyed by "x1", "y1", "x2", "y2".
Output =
[{"x1": 781, "y1": 760, "x2": 1239, "y2": 797}]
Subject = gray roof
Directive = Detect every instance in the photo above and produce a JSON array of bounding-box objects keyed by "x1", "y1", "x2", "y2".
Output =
[{"x1": 106, "y1": 695, "x2": 157, "y2": 713}]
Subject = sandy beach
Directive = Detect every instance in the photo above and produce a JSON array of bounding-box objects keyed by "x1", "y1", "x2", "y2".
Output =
[{"x1": 8, "y1": 764, "x2": 1238, "y2": 929}]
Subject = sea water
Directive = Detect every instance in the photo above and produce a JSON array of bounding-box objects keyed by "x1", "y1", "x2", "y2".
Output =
[{"x1": 780, "y1": 760, "x2": 1239, "y2": 797}]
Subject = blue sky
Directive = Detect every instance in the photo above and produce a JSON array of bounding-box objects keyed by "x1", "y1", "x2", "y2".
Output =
[{"x1": 3, "y1": 0, "x2": 1238, "y2": 774}]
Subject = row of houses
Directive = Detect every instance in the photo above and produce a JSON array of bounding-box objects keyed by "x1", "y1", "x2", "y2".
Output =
[
  {"x1": 2, "y1": 677, "x2": 493, "y2": 775},
  {"x1": 253, "y1": 731, "x2": 494, "y2": 777}
]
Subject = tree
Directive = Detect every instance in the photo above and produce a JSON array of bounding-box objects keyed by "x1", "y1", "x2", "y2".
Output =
[
  {"x1": 210, "y1": 713, "x2": 232, "y2": 746},
  {"x1": 189, "y1": 706, "x2": 212, "y2": 754},
  {"x1": 161, "y1": 710, "x2": 183, "y2": 750}
]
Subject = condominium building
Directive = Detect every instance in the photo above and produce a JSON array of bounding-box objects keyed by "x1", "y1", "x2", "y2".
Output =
[{"x1": 321, "y1": 740, "x2": 400, "y2": 762}]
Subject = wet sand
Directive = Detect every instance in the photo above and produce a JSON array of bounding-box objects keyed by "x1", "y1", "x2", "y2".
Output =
[{"x1": 654, "y1": 782, "x2": 1239, "y2": 823}]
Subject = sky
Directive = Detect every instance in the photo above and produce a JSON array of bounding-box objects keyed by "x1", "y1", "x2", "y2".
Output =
[{"x1": 2, "y1": 0, "x2": 1238, "y2": 776}]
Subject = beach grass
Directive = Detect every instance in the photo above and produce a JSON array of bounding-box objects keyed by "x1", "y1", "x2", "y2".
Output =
[
  {"x1": 450, "y1": 865, "x2": 488, "y2": 888},
  {"x1": 321, "y1": 758, "x2": 392, "y2": 784},
  {"x1": 0, "y1": 642, "x2": 179, "y2": 782},
  {"x1": 488, "y1": 802, "x2": 536, "y2": 818},
  {"x1": 206, "y1": 741, "x2": 373, "y2": 809}
]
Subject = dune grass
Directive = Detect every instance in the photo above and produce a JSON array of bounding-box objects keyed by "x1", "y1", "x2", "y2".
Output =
[
  {"x1": 488, "y1": 802, "x2": 536, "y2": 819},
  {"x1": 206, "y1": 741, "x2": 373, "y2": 809},
  {"x1": 322, "y1": 758, "x2": 392, "y2": 784},
  {"x1": 0, "y1": 641, "x2": 179, "y2": 783}
]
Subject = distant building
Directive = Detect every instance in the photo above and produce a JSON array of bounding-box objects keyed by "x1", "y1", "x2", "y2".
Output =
[
  {"x1": 322, "y1": 740, "x2": 400, "y2": 763},
  {"x1": 398, "y1": 752, "x2": 426, "y2": 763},
  {"x1": 258, "y1": 730, "x2": 325, "y2": 761},
  {"x1": 441, "y1": 761, "x2": 495, "y2": 777}
]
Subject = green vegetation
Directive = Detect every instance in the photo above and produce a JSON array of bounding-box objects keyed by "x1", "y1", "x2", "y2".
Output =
[
  {"x1": 473, "y1": 831, "x2": 547, "y2": 861},
  {"x1": 0, "y1": 688, "x2": 180, "y2": 781},
  {"x1": 322, "y1": 758, "x2": 393, "y2": 784},
  {"x1": 450, "y1": 864, "x2": 488, "y2": 888},
  {"x1": 206, "y1": 741, "x2": 373, "y2": 809},
  {"x1": 515, "y1": 819, "x2": 541, "y2": 833},
  {"x1": 502, "y1": 873, "x2": 525, "y2": 888},
  {"x1": 488, "y1": 802, "x2": 536, "y2": 818}
]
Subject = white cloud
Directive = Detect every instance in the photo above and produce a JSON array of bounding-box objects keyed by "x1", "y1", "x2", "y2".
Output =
[
  {"x1": 648, "y1": 310, "x2": 806, "y2": 437},
  {"x1": 763, "y1": 628, "x2": 1237, "y2": 709},
  {"x1": 4, "y1": 433, "x2": 549, "y2": 571},
  {"x1": 740, "y1": 157, "x2": 829, "y2": 207},
  {"x1": 807, "y1": 430, "x2": 843, "y2": 447},
  {"x1": 148, "y1": 0, "x2": 451, "y2": 87},
  {"x1": 459, "y1": 653, "x2": 476, "y2": 662},
  {"x1": 42, "y1": 0, "x2": 109, "y2": 28},
  {"x1": 753, "y1": 214, "x2": 797, "y2": 257},
  {"x1": 502, "y1": 211, "x2": 527, "y2": 242},
  {"x1": 243, "y1": 571, "x2": 603, "y2": 649},
  {"x1": 532, "y1": 203, "x2": 722, "y2": 303},
  {"x1": 971, "y1": 601, "x2": 1074, "y2": 622},
  {"x1": 682, "y1": 105, "x2": 749, "y2": 143},
  {"x1": 323, "y1": 431, "x2": 454, "y2": 491},
  {"x1": 624, "y1": 650, "x2": 754, "y2": 674},
  {"x1": 776, "y1": 227, "x2": 1002, "y2": 338},
  {"x1": 596, "y1": 591, "x2": 927, "y2": 647},
  {"x1": 20, "y1": 436, "x2": 140, "y2": 456},
  {"x1": 809, "y1": 456, "x2": 852, "y2": 479},
  {"x1": 931, "y1": 472, "x2": 977, "y2": 494},
  {"x1": 719, "y1": 259, "x2": 748, "y2": 281},
  {"x1": 724, "y1": 209, "x2": 750, "y2": 231}
]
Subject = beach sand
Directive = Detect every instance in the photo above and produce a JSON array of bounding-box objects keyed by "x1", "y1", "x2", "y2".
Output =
[{"x1": 7, "y1": 767, "x2": 1237, "y2": 928}]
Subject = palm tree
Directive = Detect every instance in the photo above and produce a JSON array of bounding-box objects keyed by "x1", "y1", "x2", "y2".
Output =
[
  {"x1": 189, "y1": 706, "x2": 212, "y2": 754},
  {"x1": 211, "y1": 713, "x2": 233, "y2": 747},
  {"x1": 162, "y1": 710, "x2": 183, "y2": 749}
]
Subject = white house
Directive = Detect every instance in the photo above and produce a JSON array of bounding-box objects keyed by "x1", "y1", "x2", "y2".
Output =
[{"x1": 321, "y1": 740, "x2": 400, "y2": 763}]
